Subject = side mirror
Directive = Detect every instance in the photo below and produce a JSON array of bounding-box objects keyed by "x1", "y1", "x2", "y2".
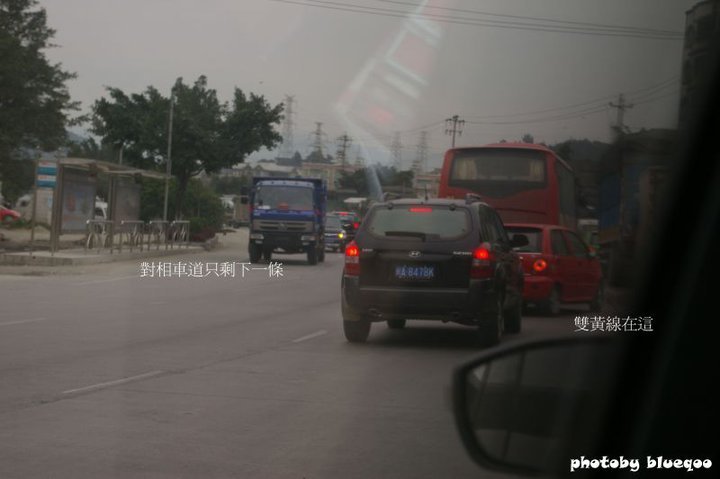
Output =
[
  {"x1": 453, "y1": 336, "x2": 622, "y2": 476},
  {"x1": 510, "y1": 234, "x2": 529, "y2": 248}
]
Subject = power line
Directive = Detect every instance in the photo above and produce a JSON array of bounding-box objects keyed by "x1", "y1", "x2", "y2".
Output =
[
  {"x1": 265, "y1": 0, "x2": 683, "y2": 40},
  {"x1": 463, "y1": 77, "x2": 679, "y2": 121},
  {"x1": 373, "y1": 0, "x2": 682, "y2": 36}
]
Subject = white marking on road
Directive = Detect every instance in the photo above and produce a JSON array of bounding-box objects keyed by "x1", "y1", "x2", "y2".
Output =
[
  {"x1": 0, "y1": 317, "x2": 47, "y2": 327},
  {"x1": 291, "y1": 329, "x2": 328, "y2": 343},
  {"x1": 73, "y1": 275, "x2": 137, "y2": 286},
  {"x1": 62, "y1": 370, "x2": 165, "y2": 395}
]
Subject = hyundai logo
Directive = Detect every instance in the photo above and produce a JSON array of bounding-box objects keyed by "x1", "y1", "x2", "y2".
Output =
[{"x1": 409, "y1": 251, "x2": 421, "y2": 258}]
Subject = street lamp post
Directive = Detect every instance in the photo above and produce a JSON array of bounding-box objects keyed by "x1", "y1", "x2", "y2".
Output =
[{"x1": 163, "y1": 92, "x2": 174, "y2": 222}]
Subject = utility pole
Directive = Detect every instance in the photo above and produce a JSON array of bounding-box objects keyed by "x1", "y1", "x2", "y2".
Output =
[
  {"x1": 279, "y1": 95, "x2": 296, "y2": 158},
  {"x1": 413, "y1": 131, "x2": 428, "y2": 174},
  {"x1": 163, "y1": 91, "x2": 174, "y2": 222},
  {"x1": 609, "y1": 93, "x2": 634, "y2": 135},
  {"x1": 445, "y1": 115, "x2": 464, "y2": 148},
  {"x1": 336, "y1": 133, "x2": 352, "y2": 167},
  {"x1": 391, "y1": 132, "x2": 402, "y2": 169}
]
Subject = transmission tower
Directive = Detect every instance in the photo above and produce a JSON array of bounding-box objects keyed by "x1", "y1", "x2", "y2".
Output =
[
  {"x1": 391, "y1": 132, "x2": 403, "y2": 169},
  {"x1": 412, "y1": 131, "x2": 428, "y2": 174},
  {"x1": 336, "y1": 133, "x2": 352, "y2": 167},
  {"x1": 279, "y1": 95, "x2": 296, "y2": 158},
  {"x1": 310, "y1": 122, "x2": 327, "y2": 159}
]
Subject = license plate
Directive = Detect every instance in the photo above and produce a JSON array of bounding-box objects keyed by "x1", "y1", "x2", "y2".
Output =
[{"x1": 395, "y1": 265, "x2": 435, "y2": 280}]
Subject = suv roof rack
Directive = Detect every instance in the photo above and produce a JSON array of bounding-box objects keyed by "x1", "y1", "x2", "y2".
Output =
[
  {"x1": 382, "y1": 192, "x2": 405, "y2": 201},
  {"x1": 465, "y1": 193, "x2": 483, "y2": 204}
]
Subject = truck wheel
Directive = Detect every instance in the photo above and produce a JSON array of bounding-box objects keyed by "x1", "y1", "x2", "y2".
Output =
[
  {"x1": 307, "y1": 247, "x2": 318, "y2": 265},
  {"x1": 249, "y1": 243, "x2": 262, "y2": 263},
  {"x1": 263, "y1": 247, "x2": 273, "y2": 262}
]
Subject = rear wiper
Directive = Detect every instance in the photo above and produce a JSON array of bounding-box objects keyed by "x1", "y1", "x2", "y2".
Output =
[{"x1": 384, "y1": 231, "x2": 426, "y2": 240}]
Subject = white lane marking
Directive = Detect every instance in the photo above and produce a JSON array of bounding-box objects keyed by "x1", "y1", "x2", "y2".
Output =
[
  {"x1": 291, "y1": 329, "x2": 328, "y2": 343},
  {"x1": 73, "y1": 275, "x2": 137, "y2": 286},
  {"x1": 0, "y1": 317, "x2": 47, "y2": 327},
  {"x1": 62, "y1": 370, "x2": 165, "y2": 395}
]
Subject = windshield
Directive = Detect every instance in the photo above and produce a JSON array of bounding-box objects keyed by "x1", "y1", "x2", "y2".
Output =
[
  {"x1": 254, "y1": 186, "x2": 313, "y2": 210},
  {"x1": 0, "y1": 0, "x2": 710, "y2": 478},
  {"x1": 325, "y1": 216, "x2": 342, "y2": 229},
  {"x1": 367, "y1": 206, "x2": 470, "y2": 240},
  {"x1": 450, "y1": 149, "x2": 547, "y2": 183}
]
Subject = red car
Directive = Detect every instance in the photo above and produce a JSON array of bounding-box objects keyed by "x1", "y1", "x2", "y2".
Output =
[
  {"x1": 0, "y1": 206, "x2": 21, "y2": 224},
  {"x1": 505, "y1": 223, "x2": 603, "y2": 315}
]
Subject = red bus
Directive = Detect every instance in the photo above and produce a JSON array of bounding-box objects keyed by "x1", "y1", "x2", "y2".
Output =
[{"x1": 438, "y1": 143, "x2": 576, "y2": 227}]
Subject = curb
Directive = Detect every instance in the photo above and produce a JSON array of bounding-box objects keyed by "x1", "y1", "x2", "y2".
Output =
[{"x1": 0, "y1": 245, "x2": 206, "y2": 267}]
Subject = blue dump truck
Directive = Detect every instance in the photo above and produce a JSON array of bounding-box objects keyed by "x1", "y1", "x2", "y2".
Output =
[
  {"x1": 248, "y1": 177, "x2": 327, "y2": 265},
  {"x1": 598, "y1": 129, "x2": 676, "y2": 286}
]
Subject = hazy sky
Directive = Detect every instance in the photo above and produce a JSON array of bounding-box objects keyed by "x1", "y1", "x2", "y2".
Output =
[{"x1": 41, "y1": 0, "x2": 693, "y2": 168}]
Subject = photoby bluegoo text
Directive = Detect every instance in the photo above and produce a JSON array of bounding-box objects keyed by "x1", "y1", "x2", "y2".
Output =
[{"x1": 570, "y1": 456, "x2": 712, "y2": 473}]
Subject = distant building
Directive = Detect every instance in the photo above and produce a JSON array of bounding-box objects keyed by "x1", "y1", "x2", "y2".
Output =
[
  {"x1": 298, "y1": 162, "x2": 360, "y2": 192},
  {"x1": 413, "y1": 170, "x2": 440, "y2": 198}
]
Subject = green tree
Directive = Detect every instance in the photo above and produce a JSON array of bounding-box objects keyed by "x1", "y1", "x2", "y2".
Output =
[
  {"x1": 0, "y1": 0, "x2": 79, "y2": 195},
  {"x1": 91, "y1": 76, "x2": 283, "y2": 219}
]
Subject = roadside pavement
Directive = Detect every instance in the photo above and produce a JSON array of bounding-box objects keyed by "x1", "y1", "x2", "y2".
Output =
[{"x1": 0, "y1": 226, "x2": 247, "y2": 276}]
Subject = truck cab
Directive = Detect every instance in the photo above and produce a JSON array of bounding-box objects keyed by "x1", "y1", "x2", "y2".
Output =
[{"x1": 248, "y1": 177, "x2": 327, "y2": 265}]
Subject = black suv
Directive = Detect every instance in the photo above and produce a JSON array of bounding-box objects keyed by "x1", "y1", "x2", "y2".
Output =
[{"x1": 341, "y1": 197, "x2": 527, "y2": 344}]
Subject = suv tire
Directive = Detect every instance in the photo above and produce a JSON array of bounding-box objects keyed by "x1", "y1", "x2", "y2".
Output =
[
  {"x1": 504, "y1": 301, "x2": 522, "y2": 334},
  {"x1": 478, "y1": 295, "x2": 503, "y2": 347},
  {"x1": 342, "y1": 294, "x2": 370, "y2": 342}
]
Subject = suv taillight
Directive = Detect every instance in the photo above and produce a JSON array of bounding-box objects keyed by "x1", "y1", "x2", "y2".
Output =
[
  {"x1": 344, "y1": 241, "x2": 360, "y2": 276},
  {"x1": 470, "y1": 243, "x2": 495, "y2": 279}
]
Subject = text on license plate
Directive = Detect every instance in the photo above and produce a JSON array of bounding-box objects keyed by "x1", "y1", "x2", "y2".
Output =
[{"x1": 395, "y1": 265, "x2": 435, "y2": 280}]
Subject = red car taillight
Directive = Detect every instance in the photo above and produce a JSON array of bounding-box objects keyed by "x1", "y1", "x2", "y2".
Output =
[
  {"x1": 344, "y1": 241, "x2": 360, "y2": 276},
  {"x1": 470, "y1": 243, "x2": 494, "y2": 279},
  {"x1": 533, "y1": 258, "x2": 548, "y2": 273}
]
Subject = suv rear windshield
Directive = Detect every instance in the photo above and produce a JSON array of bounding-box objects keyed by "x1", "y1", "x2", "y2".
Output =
[
  {"x1": 366, "y1": 205, "x2": 470, "y2": 240},
  {"x1": 506, "y1": 226, "x2": 543, "y2": 252}
]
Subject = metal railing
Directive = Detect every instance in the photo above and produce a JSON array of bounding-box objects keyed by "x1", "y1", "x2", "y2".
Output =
[
  {"x1": 85, "y1": 220, "x2": 114, "y2": 253},
  {"x1": 169, "y1": 221, "x2": 190, "y2": 249},
  {"x1": 147, "y1": 220, "x2": 170, "y2": 250},
  {"x1": 82, "y1": 219, "x2": 193, "y2": 253},
  {"x1": 116, "y1": 220, "x2": 146, "y2": 253}
]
